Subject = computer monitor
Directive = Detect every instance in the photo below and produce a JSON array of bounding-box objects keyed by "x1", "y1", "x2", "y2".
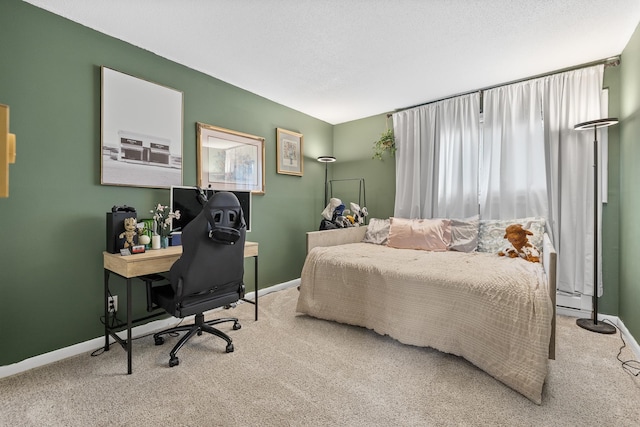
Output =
[{"x1": 170, "y1": 185, "x2": 251, "y2": 232}]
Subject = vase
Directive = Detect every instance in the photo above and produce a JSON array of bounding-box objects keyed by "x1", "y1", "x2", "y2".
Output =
[
  {"x1": 139, "y1": 233, "x2": 151, "y2": 249},
  {"x1": 151, "y1": 234, "x2": 161, "y2": 250},
  {"x1": 161, "y1": 236, "x2": 169, "y2": 249}
]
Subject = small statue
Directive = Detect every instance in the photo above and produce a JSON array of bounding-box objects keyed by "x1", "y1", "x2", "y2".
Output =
[{"x1": 118, "y1": 217, "x2": 142, "y2": 249}]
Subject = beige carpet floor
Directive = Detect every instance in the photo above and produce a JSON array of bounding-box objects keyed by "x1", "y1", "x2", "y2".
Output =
[{"x1": 1, "y1": 286, "x2": 639, "y2": 426}]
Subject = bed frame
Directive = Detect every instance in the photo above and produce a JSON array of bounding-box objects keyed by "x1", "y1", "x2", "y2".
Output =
[{"x1": 306, "y1": 226, "x2": 557, "y2": 359}]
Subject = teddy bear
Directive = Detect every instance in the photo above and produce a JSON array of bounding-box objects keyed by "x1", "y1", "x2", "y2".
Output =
[
  {"x1": 498, "y1": 223, "x2": 540, "y2": 263},
  {"x1": 118, "y1": 217, "x2": 141, "y2": 249}
]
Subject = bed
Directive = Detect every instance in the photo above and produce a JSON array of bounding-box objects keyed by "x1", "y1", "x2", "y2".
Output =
[{"x1": 296, "y1": 221, "x2": 556, "y2": 404}]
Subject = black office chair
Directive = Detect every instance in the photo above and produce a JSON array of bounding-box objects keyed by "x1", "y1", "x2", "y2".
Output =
[{"x1": 145, "y1": 192, "x2": 247, "y2": 367}]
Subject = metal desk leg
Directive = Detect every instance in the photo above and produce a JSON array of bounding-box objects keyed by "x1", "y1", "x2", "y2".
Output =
[
  {"x1": 254, "y1": 255, "x2": 258, "y2": 321},
  {"x1": 104, "y1": 269, "x2": 110, "y2": 352},
  {"x1": 127, "y1": 277, "x2": 132, "y2": 374}
]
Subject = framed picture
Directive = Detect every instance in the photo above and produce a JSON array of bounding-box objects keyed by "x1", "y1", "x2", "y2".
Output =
[
  {"x1": 276, "y1": 128, "x2": 304, "y2": 176},
  {"x1": 197, "y1": 122, "x2": 265, "y2": 194},
  {"x1": 101, "y1": 66, "x2": 183, "y2": 188}
]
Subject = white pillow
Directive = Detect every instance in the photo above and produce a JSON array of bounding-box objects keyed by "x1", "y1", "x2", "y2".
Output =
[
  {"x1": 448, "y1": 215, "x2": 479, "y2": 252},
  {"x1": 362, "y1": 218, "x2": 390, "y2": 245}
]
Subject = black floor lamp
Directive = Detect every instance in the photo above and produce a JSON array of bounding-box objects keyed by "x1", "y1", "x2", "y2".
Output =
[
  {"x1": 317, "y1": 156, "x2": 336, "y2": 206},
  {"x1": 573, "y1": 117, "x2": 618, "y2": 334}
]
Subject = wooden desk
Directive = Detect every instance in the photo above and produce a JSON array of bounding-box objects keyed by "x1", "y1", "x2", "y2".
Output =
[{"x1": 103, "y1": 241, "x2": 258, "y2": 374}]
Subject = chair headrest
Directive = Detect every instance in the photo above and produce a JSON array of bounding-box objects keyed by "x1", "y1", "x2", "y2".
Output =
[{"x1": 204, "y1": 192, "x2": 245, "y2": 245}]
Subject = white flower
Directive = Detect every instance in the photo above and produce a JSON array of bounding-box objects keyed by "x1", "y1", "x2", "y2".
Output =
[{"x1": 150, "y1": 204, "x2": 181, "y2": 237}]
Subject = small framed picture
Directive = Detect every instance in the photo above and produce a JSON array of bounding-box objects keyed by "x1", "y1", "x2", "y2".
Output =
[{"x1": 276, "y1": 128, "x2": 304, "y2": 176}]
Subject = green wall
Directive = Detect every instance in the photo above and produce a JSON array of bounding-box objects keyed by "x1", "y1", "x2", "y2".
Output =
[
  {"x1": 2, "y1": 0, "x2": 638, "y2": 367},
  {"x1": 0, "y1": 0, "x2": 332, "y2": 365},
  {"x1": 333, "y1": 114, "x2": 396, "y2": 220},
  {"x1": 600, "y1": 64, "x2": 622, "y2": 316},
  {"x1": 620, "y1": 21, "x2": 640, "y2": 340}
]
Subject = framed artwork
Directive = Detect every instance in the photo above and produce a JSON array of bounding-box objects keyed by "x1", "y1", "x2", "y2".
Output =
[
  {"x1": 101, "y1": 66, "x2": 183, "y2": 188},
  {"x1": 276, "y1": 128, "x2": 304, "y2": 176},
  {"x1": 197, "y1": 122, "x2": 265, "y2": 194}
]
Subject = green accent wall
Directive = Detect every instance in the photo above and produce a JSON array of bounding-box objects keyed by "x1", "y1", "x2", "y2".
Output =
[
  {"x1": 600, "y1": 64, "x2": 622, "y2": 316},
  {"x1": 620, "y1": 21, "x2": 640, "y2": 340},
  {"x1": 0, "y1": 0, "x2": 332, "y2": 365},
  {"x1": 1, "y1": 0, "x2": 638, "y2": 367},
  {"x1": 333, "y1": 114, "x2": 396, "y2": 220}
]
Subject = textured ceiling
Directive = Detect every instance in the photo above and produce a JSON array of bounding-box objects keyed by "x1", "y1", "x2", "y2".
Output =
[{"x1": 23, "y1": 0, "x2": 640, "y2": 124}]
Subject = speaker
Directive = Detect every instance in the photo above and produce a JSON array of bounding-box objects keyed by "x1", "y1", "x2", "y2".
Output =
[{"x1": 106, "y1": 211, "x2": 138, "y2": 253}]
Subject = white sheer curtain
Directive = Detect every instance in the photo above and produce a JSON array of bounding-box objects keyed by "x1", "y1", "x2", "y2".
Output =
[
  {"x1": 541, "y1": 65, "x2": 605, "y2": 296},
  {"x1": 393, "y1": 65, "x2": 605, "y2": 296},
  {"x1": 393, "y1": 93, "x2": 480, "y2": 219},
  {"x1": 480, "y1": 82, "x2": 547, "y2": 220}
]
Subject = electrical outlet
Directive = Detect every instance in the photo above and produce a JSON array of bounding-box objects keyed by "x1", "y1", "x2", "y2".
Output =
[{"x1": 108, "y1": 295, "x2": 118, "y2": 313}]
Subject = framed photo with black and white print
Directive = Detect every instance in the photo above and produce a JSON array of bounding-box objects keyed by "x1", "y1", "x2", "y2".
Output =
[{"x1": 101, "y1": 66, "x2": 183, "y2": 188}]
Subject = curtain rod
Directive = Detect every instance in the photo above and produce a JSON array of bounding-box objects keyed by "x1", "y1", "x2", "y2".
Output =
[{"x1": 387, "y1": 56, "x2": 621, "y2": 118}]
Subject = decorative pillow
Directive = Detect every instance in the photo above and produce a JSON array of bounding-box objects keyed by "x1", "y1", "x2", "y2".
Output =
[
  {"x1": 362, "y1": 218, "x2": 390, "y2": 245},
  {"x1": 387, "y1": 217, "x2": 451, "y2": 251},
  {"x1": 448, "y1": 215, "x2": 479, "y2": 252},
  {"x1": 477, "y1": 217, "x2": 545, "y2": 253}
]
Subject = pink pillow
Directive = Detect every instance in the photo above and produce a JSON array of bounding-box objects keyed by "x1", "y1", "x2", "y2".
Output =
[{"x1": 387, "y1": 217, "x2": 452, "y2": 251}]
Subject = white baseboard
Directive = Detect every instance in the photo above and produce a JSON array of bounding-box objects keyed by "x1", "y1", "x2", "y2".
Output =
[
  {"x1": 556, "y1": 307, "x2": 640, "y2": 360},
  {"x1": 257, "y1": 278, "x2": 300, "y2": 296},
  {"x1": 0, "y1": 279, "x2": 301, "y2": 380},
  {"x1": 0, "y1": 315, "x2": 182, "y2": 380},
  {"x1": 601, "y1": 314, "x2": 640, "y2": 360},
  {"x1": 5, "y1": 278, "x2": 637, "y2": 379}
]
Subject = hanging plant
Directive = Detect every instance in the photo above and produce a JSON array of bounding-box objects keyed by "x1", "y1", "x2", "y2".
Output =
[{"x1": 372, "y1": 127, "x2": 396, "y2": 160}]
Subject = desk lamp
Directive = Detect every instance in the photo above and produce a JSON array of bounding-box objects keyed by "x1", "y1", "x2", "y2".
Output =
[
  {"x1": 573, "y1": 117, "x2": 618, "y2": 334},
  {"x1": 317, "y1": 156, "x2": 336, "y2": 206}
]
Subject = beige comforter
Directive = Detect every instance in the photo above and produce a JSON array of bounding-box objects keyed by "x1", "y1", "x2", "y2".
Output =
[{"x1": 296, "y1": 242, "x2": 553, "y2": 404}]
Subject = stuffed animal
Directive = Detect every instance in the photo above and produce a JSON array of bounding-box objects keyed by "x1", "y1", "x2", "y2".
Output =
[
  {"x1": 334, "y1": 214, "x2": 352, "y2": 228},
  {"x1": 319, "y1": 198, "x2": 368, "y2": 229},
  {"x1": 349, "y1": 202, "x2": 368, "y2": 225},
  {"x1": 118, "y1": 217, "x2": 141, "y2": 249},
  {"x1": 321, "y1": 198, "x2": 343, "y2": 221},
  {"x1": 498, "y1": 223, "x2": 540, "y2": 263}
]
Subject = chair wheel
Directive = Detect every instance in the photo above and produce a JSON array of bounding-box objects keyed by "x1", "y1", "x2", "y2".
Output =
[
  {"x1": 154, "y1": 336, "x2": 164, "y2": 346},
  {"x1": 226, "y1": 343, "x2": 234, "y2": 353},
  {"x1": 169, "y1": 357, "x2": 179, "y2": 367},
  {"x1": 233, "y1": 321, "x2": 241, "y2": 330}
]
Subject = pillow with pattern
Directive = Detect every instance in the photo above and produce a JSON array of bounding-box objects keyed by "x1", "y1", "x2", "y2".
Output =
[
  {"x1": 477, "y1": 217, "x2": 545, "y2": 253},
  {"x1": 362, "y1": 218, "x2": 390, "y2": 245}
]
